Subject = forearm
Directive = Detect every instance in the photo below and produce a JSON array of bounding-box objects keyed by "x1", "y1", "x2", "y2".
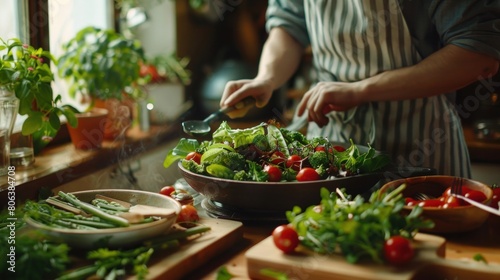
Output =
[
  {"x1": 358, "y1": 45, "x2": 499, "y2": 102},
  {"x1": 256, "y1": 27, "x2": 305, "y2": 90}
]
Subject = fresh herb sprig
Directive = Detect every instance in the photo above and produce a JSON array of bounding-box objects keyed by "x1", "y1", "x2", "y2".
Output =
[
  {"x1": 0, "y1": 209, "x2": 70, "y2": 280},
  {"x1": 287, "y1": 185, "x2": 434, "y2": 264},
  {"x1": 57, "y1": 225, "x2": 211, "y2": 280}
]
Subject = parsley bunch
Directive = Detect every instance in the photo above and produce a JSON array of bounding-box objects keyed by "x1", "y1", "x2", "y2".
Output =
[{"x1": 287, "y1": 185, "x2": 434, "y2": 263}]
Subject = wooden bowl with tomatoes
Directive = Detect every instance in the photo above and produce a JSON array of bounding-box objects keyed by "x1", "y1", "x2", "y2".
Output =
[{"x1": 380, "y1": 176, "x2": 493, "y2": 233}]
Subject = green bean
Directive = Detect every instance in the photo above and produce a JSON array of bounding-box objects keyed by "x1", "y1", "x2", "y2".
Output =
[
  {"x1": 61, "y1": 218, "x2": 116, "y2": 229},
  {"x1": 91, "y1": 198, "x2": 129, "y2": 212}
]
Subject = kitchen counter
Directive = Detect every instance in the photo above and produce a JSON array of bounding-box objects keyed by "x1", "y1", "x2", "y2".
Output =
[
  {"x1": 159, "y1": 211, "x2": 500, "y2": 279},
  {"x1": 3, "y1": 119, "x2": 500, "y2": 279}
]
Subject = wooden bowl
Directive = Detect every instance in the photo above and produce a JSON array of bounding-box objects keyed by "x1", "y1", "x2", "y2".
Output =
[{"x1": 380, "y1": 176, "x2": 493, "y2": 233}]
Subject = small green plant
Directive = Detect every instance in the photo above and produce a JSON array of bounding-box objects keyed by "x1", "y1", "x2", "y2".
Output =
[
  {"x1": 57, "y1": 26, "x2": 146, "y2": 102},
  {"x1": 0, "y1": 38, "x2": 77, "y2": 136}
]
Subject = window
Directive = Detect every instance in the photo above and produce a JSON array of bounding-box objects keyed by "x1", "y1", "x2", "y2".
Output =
[
  {"x1": 0, "y1": 0, "x2": 27, "y2": 42},
  {"x1": 1, "y1": 0, "x2": 114, "y2": 129},
  {"x1": 3, "y1": 0, "x2": 179, "y2": 126},
  {"x1": 48, "y1": 0, "x2": 114, "y2": 111}
]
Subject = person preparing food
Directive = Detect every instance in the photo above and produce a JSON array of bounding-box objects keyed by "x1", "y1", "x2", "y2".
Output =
[{"x1": 219, "y1": 0, "x2": 500, "y2": 177}]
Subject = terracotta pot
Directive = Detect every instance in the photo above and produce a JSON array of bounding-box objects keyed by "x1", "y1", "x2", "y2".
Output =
[
  {"x1": 67, "y1": 108, "x2": 108, "y2": 150},
  {"x1": 94, "y1": 98, "x2": 134, "y2": 140}
]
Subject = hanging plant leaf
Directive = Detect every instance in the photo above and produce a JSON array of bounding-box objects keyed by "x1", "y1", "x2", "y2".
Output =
[{"x1": 22, "y1": 111, "x2": 43, "y2": 136}]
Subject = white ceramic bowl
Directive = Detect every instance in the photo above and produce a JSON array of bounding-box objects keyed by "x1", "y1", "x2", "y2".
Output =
[{"x1": 25, "y1": 189, "x2": 181, "y2": 249}]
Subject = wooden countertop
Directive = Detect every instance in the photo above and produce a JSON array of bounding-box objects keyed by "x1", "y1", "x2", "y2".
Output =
[
  {"x1": 182, "y1": 214, "x2": 500, "y2": 279},
  {"x1": 4, "y1": 119, "x2": 500, "y2": 279}
]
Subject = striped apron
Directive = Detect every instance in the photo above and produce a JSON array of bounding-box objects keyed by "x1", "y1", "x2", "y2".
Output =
[{"x1": 302, "y1": 0, "x2": 471, "y2": 177}]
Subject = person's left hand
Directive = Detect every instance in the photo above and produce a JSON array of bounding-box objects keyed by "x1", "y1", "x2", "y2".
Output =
[{"x1": 296, "y1": 81, "x2": 363, "y2": 127}]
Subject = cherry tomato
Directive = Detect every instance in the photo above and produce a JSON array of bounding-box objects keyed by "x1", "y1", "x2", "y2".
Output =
[
  {"x1": 405, "y1": 197, "x2": 415, "y2": 205},
  {"x1": 272, "y1": 225, "x2": 299, "y2": 254},
  {"x1": 333, "y1": 145, "x2": 346, "y2": 152},
  {"x1": 296, "y1": 167, "x2": 320, "y2": 181},
  {"x1": 185, "y1": 152, "x2": 201, "y2": 164},
  {"x1": 264, "y1": 165, "x2": 282, "y2": 182},
  {"x1": 270, "y1": 151, "x2": 286, "y2": 165},
  {"x1": 417, "y1": 199, "x2": 443, "y2": 208},
  {"x1": 441, "y1": 196, "x2": 461, "y2": 208},
  {"x1": 443, "y1": 186, "x2": 471, "y2": 197},
  {"x1": 463, "y1": 190, "x2": 487, "y2": 205},
  {"x1": 384, "y1": 236, "x2": 414, "y2": 265},
  {"x1": 286, "y1": 155, "x2": 302, "y2": 171},
  {"x1": 314, "y1": 146, "x2": 326, "y2": 152},
  {"x1": 176, "y1": 204, "x2": 199, "y2": 223},
  {"x1": 140, "y1": 63, "x2": 163, "y2": 82},
  {"x1": 159, "y1": 185, "x2": 176, "y2": 197},
  {"x1": 314, "y1": 146, "x2": 334, "y2": 153}
]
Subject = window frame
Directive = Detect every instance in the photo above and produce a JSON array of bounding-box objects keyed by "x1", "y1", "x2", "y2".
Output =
[{"x1": 27, "y1": 0, "x2": 50, "y2": 50}]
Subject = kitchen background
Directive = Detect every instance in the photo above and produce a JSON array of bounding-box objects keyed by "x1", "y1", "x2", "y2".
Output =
[
  {"x1": 2, "y1": 0, "x2": 499, "y2": 191},
  {"x1": 126, "y1": 0, "x2": 500, "y2": 187}
]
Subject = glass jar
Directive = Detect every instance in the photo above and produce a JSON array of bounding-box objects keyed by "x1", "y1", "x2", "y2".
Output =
[
  {"x1": 0, "y1": 88, "x2": 19, "y2": 176},
  {"x1": 10, "y1": 133, "x2": 35, "y2": 169}
]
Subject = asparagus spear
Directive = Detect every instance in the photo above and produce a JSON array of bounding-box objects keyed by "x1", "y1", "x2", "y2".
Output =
[{"x1": 58, "y1": 191, "x2": 130, "y2": 227}]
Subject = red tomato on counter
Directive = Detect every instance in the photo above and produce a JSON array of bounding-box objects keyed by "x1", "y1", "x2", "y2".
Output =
[
  {"x1": 272, "y1": 225, "x2": 299, "y2": 254},
  {"x1": 384, "y1": 236, "x2": 414, "y2": 265},
  {"x1": 159, "y1": 185, "x2": 176, "y2": 197},
  {"x1": 177, "y1": 204, "x2": 199, "y2": 223}
]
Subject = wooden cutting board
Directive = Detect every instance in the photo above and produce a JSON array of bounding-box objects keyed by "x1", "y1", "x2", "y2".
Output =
[
  {"x1": 246, "y1": 233, "x2": 500, "y2": 280},
  {"x1": 144, "y1": 217, "x2": 243, "y2": 280}
]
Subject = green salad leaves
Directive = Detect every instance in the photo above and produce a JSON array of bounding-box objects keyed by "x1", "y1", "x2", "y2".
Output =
[{"x1": 165, "y1": 121, "x2": 391, "y2": 182}]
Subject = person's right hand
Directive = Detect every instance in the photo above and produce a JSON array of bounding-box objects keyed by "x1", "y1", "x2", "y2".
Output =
[{"x1": 220, "y1": 78, "x2": 274, "y2": 119}]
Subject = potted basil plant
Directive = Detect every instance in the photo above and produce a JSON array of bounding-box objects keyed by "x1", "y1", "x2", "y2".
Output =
[{"x1": 0, "y1": 38, "x2": 77, "y2": 155}]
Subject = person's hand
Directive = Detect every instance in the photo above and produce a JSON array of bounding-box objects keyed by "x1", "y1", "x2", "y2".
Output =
[
  {"x1": 220, "y1": 78, "x2": 274, "y2": 119},
  {"x1": 296, "y1": 81, "x2": 363, "y2": 127}
]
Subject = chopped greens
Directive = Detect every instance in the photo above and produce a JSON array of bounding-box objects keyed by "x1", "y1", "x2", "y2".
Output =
[
  {"x1": 212, "y1": 121, "x2": 266, "y2": 148},
  {"x1": 163, "y1": 138, "x2": 200, "y2": 168},
  {"x1": 287, "y1": 185, "x2": 434, "y2": 264},
  {"x1": 165, "y1": 121, "x2": 391, "y2": 182},
  {"x1": 0, "y1": 209, "x2": 70, "y2": 280}
]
